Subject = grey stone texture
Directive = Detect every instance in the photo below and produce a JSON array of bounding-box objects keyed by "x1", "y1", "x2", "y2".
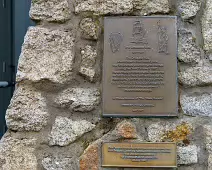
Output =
[
  {"x1": 75, "y1": 0, "x2": 170, "y2": 15},
  {"x1": 6, "y1": 84, "x2": 48, "y2": 131},
  {"x1": 204, "y1": 125, "x2": 212, "y2": 152},
  {"x1": 178, "y1": 0, "x2": 200, "y2": 20},
  {"x1": 75, "y1": 0, "x2": 134, "y2": 15},
  {"x1": 79, "y1": 45, "x2": 97, "y2": 82},
  {"x1": 30, "y1": 0, "x2": 71, "y2": 22},
  {"x1": 178, "y1": 31, "x2": 201, "y2": 64},
  {"x1": 1, "y1": 0, "x2": 212, "y2": 169},
  {"x1": 133, "y1": 0, "x2": 170, "y2": 15},
  {"x1": 208, "y1": 154, "x2": 212, "y2": 170},
  {"x1": 202, "y1": 0, "x2": 212, "y2": 52},
  {"x1": 42, "y1": 156, "x2": 78, "y2": 170},
  {"x1": 181, "y1": 92, "x2": 212, "y2": 117},
  {"x1": 55, "y1": 87, "x2": 100, "y2": 112},
  {"x1": 80, "y1": 18, "x2": 100, "y2": 40},
  {"x1": 147, "y1": 122, "x2": 165, "y2": 142},
  {"x1": 48, "y1": 116, "x2": 96, "y2": 146},
  {"x1": 179, "y1": 66, "x2": 212, "y2": 87},
  {"x1": 16, "y1": 27, "x2": 75, "y2": 87},
  {"x1": 177, "y1": 145, "x2": 198, "y2": 165},
  {"x1": 204, "y1": 124, "x2": 212, "y2": 169},
  {"x1": 0, "y1": 133, "x2": 37, "y2": 170}
]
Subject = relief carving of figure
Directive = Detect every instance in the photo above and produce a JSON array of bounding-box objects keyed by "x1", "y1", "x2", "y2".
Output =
[{"x1": 158, "y1": 20, "x2": 169, "y2": 55}]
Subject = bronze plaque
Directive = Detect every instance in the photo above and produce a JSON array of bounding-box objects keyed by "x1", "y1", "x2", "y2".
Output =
[
  {"x1": 103, "y1": 16, "x2": 178, "y2": 117},
  {"x1": 102, "y1": 142, "x2": 177, "y2": 168}
]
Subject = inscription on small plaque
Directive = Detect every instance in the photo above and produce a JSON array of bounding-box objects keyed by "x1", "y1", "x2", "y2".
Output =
[
  {"x1": 103, "y1": 16, "x2": 178, "y2": 117},
  {"x1": 102, "y1": 143, "x2": 177, "y2": 168}
]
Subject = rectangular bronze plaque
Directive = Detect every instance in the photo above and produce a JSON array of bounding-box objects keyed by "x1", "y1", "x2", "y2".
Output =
[
  {"x1": 102, "y1": 142, "x2": 177, "y2": 168},
  {"x1": 103, "y1": 16, "x2": 178, "y2": 117}
]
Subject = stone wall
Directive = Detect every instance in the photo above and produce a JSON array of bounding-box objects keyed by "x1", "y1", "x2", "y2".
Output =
[{"x1": 0, "y1": 0, "x2": 212, "y2": 169}]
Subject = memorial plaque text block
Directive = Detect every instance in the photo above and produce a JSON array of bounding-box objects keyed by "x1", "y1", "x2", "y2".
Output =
[
  {"x1": 102, "y1": 142, "x2": 177, "y2": 168},
  {"x1": 103, "y1": 16, "x2": 178, "y2": 117}
]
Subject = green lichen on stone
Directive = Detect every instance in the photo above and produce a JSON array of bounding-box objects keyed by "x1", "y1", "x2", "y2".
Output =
[
  {"x1": 32, "y1": 0, "x2": 40, "y2": 4},
  {"x1": 192, "y1": 36, "x2": 196, "y2": 42},
  {"x1": 82, "y1": 140, "x2": 90, "y2": 150}
]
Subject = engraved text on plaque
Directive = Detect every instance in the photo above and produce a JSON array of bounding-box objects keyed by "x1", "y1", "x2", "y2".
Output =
[
  {"x1": 102, "y1": 142, "x2": 177, "y2": 168},
  {"x1": 103, "y1": 17, "x2": 178, "y2": 117}
]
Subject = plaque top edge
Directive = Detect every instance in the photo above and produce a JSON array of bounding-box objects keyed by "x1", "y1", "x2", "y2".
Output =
[{"x1": 104, "y1": 16, "x2": 177, "y2": 19}]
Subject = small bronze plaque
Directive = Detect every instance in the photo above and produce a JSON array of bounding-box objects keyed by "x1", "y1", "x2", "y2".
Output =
[
  {"x1": 102, "y1": 142, "x2": 177, "y2": 168},
  {"x1": 103, "y1": 16, "x2": 178, "y2": 117}
]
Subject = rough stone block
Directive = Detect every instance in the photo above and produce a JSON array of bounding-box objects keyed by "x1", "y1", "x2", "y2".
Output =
[
  {"x1": 75, "y1": 0, "x2": 134, "y2": 15},
  {"x1": 202, "y1": 0, "x2": 212, "y2": 52},
  {"x1": 178, "y1": 0, "x2": 200, "y2": 20},
  {"x1": 42, "y1": 156, "x2": 78, "y2": 170},
  {"x1": 80, "y1": 18, "x2": 99, "y2": 40},
  {"x1": 0, "y1": 133, "x2": 37, "y2": 170},
  {"x1": 79, "y1": 45, "x2": 97, "y2": 82},
  {"x1": 179, "y1": 66, "x2": 212, "y2": 87},
  {"x1": 48, "y1": 116, "x2": 95, "y2": 146},
  {"x1": 116, "y1": 120, "x2": 137, "y2": 139},
  {"x1": 204, "y1": 125, "x2": 212, "y2": 152},
  {"x1": 181, "y1": 93, "x2": 212, "y2": 117},
  {"x1": 75, "y1": 0, "x2": 169, "y2": 15},
  {"x1": 55, "y1": 87, "x2": 100, "y2": 112},
  {"x1": 147, "y1": 122, "x2": 165, "y2": 142},
  {"x1": 80, "y1": 144, "x2": 99, "y2": 170},
  {"x1": 6, "y1": 84, "x2": 48, "y2": 131},
  {"x1": 177, "y1": 145, "x2": 198, "y2": 165},
  {"x1": 16, "y1": 27, "x2": 75, "y2": 87},
  {"x1": 30, "y1": 0, "x2": 70, "y2": 22},
  {"x1": 208, "y1": 154, "x2": 212, "y2": 170},
  {"x1": 178, "y1": 31, "x2": 201, "y2": 64},
  {"x1": 133, "y1": 0, "x2": 170, "y2": 15}
]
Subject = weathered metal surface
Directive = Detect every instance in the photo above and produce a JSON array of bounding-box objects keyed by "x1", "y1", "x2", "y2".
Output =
[
  {"x1": 102, "y1": 142, "x2": 177, "y2": 168},
  {"x1": 103, "y1": 16, "x2": 178, "y2": 117}
]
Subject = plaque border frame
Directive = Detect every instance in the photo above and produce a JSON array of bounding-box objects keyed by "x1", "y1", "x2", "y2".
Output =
[
  {"x1": 102, "y1": 16, "x2": 179, "y2": 118},
  {"x1": 101, "y1": 142, "x2": 177, "y2": 168}
]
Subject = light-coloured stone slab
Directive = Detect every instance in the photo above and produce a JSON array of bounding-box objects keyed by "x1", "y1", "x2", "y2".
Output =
[
  {"x1": 181, "y1": 93, "x2": 212, "y2": 117},
  {"x1": 147, "y1": 122, "x2": 165, "y2": 142},
  {"x1": 178, "y1": 31, "x2": 201, "y2": 64},
  {"x1": 75, "y1": 0, "x2": 169, "y2": 15},
  {"x1": 178, "y1": 0, "x2": 200, "y2": 20},
  {"x1": 48, "y1": 116, "x2": 96, "y2": 146},
  {"x1": 30, "y1": 0, "x2": 70, "y2": 22},
  {"x1": 16, "y1": 27, "x2": 75, "y2": 87},
  {"x1": 177, "y1": 145, "x2": 198, "y2": 165},
  {"x1": 55, "y1": 87, "x2": 100, "y2": 112},
  {"x1": 79, "y1": 45, "x2": 97, "y2": 82},
  {"x1": 202, "y1": 0, "x2": 212, "y2": 52},
  {"x1": 133, "y1": 0, "x2": 170, "y2": 15},
  {"x1": 75, "y1": 0, "x2": 134, "y2": 15},
  {"x1": 42, "y1": 156, "x2": 78, "y2": 170},
  {"x1": 179, "y1": 66, "x2": 212, "y2": 87},
  {"x1": 6, "y1": 84, "x2": 48, "y2": 131},
  {"x1": 0, "y1": 133, "x2": 37, "y2": 170},
  {"x1": 80, "y1": 18, "x2": 99, "y2": 40}
]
